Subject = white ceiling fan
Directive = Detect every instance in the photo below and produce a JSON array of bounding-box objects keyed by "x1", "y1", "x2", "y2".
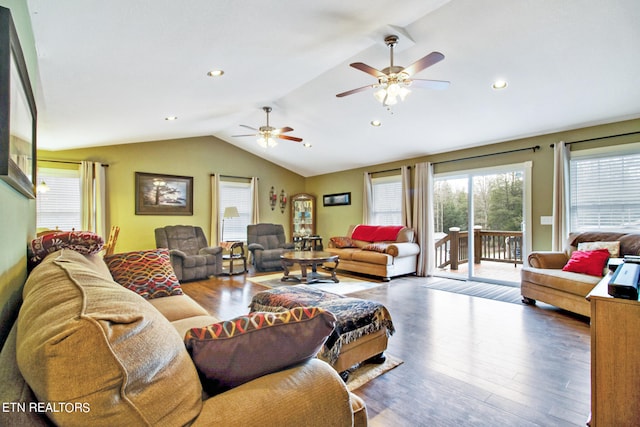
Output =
[{"x1": 336, "y1": 35, "x2": 450, "y2": 107}]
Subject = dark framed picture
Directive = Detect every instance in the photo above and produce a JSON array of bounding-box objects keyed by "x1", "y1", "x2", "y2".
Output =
[
  {"x1": 323, "y1": 192, "x2": 351, "y2": 206},
  {"x1": 135, "y1": 172, "x2": 193, "y2": 215},
  {"x1": 0, "y1": 7, "x2": 37, "y2": 199}
]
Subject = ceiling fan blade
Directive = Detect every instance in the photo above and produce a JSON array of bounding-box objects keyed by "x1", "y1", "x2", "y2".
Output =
[
  {"x1": 239, "y1": 124, "x2": 258, "y2": 131},
  {"x1": 410, "y1": 79, "x2": 450, "y2": 90},
  {"x1": 402, "y1": 51, "x2": 445, "y2": 76},
  {"x1": 278, "y1": 134, "x2": 303, "y2": 142},
  {"x1": 231, "y1": 133, "x2": 258, "y2": 138},
  {"x1": 336, "y1": 84, "x2": 374, "y2": 98},
  {"x1": 350, "y1": 62, "x2": 385, "y2": 78},
  {"x1": 275, "y1": 126, "x2": 294, "y2": 134}
]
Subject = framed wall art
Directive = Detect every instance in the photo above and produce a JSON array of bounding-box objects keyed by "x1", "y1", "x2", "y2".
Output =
[
  {"x1": 0, "y1": 7, "x2": 37, "y2": 199},
  {"x1": 323, "y1": 192, "x2": 351, "y2": 206},
  {"x1": 135, "y1": 172, "x2": 193, "y2": 215}
]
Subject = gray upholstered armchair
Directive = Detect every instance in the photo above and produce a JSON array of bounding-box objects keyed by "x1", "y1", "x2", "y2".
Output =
[
  {"x1": 247, "y1": 223, "x2": 295, "y2": 272},
  {"x1": 154, "y1": 225, "x2": 222, "y2": 281}
]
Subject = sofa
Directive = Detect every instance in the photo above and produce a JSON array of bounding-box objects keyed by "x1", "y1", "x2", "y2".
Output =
[
  {"x1": 0, "y1": 248, "x2": 367, "y2": 426},
  {"x1": 326, "y1": 225, "x2": 420, "y2": 281},
  {"x1": 521, "y1": 231, "x2": 640, "y2": 317}
]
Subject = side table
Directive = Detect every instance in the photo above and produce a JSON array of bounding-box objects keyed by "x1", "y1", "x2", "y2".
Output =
[{"x1": 220, "y1": 241, "x2": 247, "y2": 275}]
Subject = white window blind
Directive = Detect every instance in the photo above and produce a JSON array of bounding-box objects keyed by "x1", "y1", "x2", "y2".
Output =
[
  {"x1": 371, "y1": 174, "x2": 402, "y2": 225},
  {"x1": 36, "y1": 167, "x2": 82, "y2": 231},
  {"x1": 570, "y1": 148, "x2": 640, "y2": 232},
  {"x1": 219, "y1": 179, "x2": 252, "y2": 242}
]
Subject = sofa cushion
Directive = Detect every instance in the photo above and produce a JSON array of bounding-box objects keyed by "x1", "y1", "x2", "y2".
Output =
[
  {"x1": 330, "y1": 236, "x2": 356, "y2": 248},
  {"x1": 521, "y1": 267, "x2": 601, "y2": 296},
  {"x1": 185, "y1": 307, "x2": 336, "y2": 395},
  {"x1": 17, "y1": 249, "x2": 202, "y2": 426},
  {"x1": 562, "y1": 249, "x2": 610, "y2": 277},
  {"x1": 104, "y1": 248, "x2": 183, "y2": 299},
  {"x1": 28, "y1": 230, "x2": 104, "y2": 268},
  {"x1": 148, "y1": 293, "x2": 210, "y2": 322},
  {"x1": 577, "y1": 241, "x2": 620, "y2": 258},
  {"x1": 352, "y1": 249, "x2": 392, "y2": 265}
]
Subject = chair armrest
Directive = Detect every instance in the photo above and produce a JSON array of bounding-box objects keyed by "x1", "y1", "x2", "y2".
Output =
[
  {"x1": 247, "y1": 243, "x2": 264, "y2": 252},
  {"x1": 200, "y1": 246, "x2": 222, "y2": 256},
  {"x1": 168, "y1": 249, "x2": 188, "y2": 259},
  {"x1": 386, "y1": 242, "x2": 420, "y2": 257},
  {"x1": 282, "y1": 243, "x2": 296, "y2": 250},
  {"x1": 527, "y1": 251, "x2": 569, "y2": 269}
]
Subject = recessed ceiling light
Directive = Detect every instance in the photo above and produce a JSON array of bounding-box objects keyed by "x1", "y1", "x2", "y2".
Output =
[
  {"x1": 207, "y1": 70, "x2": 224, "y2": 77},
  {"x1": 370, "y1": 120, "x2": 382, "y2": 127},
  {"x1": 492, "y1": 80, "x2": 508, "y2": 90},
  {"x1": 164, "y1": 116, "x2": 178, "y2": 121},
  {"x1": 303, "y1": 143, "x2": 312, "y2": 148}
]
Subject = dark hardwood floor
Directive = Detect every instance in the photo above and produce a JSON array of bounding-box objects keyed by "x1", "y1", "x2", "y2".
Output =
[{"x1": 181, "y1": 270, "x2": 591, "y2": 427}]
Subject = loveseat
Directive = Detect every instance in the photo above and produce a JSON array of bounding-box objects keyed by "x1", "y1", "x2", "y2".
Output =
[
  {"x1": 326, "y1": 225, "x2": 420, "y2": 281},
  {"x1": 521, "y1": 231, "x2": 640, "y2": 317},
  {"x1": 0, "y1": 248, "x2": 367, "y2": 426}
]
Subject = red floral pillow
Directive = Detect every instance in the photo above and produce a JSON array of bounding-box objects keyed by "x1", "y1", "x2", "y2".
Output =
[
  {"x1": 104, "y1": 249, "x2": 183, "y2": 299},
  {"x1": 330, "y1": 236, "x2": 355, "y2": 248},
  {"x1": 562, "y1": 249, "x2": 610, "y2": 277},
  {"x1": 28, "y1": 231, "x2": 104, "y2": 268}
]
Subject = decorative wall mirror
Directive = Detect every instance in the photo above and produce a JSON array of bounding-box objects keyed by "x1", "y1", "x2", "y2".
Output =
[{"x1": 0, "y1": 6, "x2": 37, "y2": 198}]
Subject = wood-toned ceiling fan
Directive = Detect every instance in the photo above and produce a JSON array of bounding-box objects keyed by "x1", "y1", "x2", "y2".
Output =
[
  {"x1": 232, "y1": 106, "x2": 302, "y2": 148},
  {"x1": 336, "y1": 35, "x2": 449, "y2": 107}
]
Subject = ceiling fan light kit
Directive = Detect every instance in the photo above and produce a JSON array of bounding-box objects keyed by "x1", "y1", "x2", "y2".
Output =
[
  {"x1": 336, "y1": 34, "x2": 449, "y2": 108},
  {"x1": 232, "y1": 106, "x2": 303, "y2": 148}
]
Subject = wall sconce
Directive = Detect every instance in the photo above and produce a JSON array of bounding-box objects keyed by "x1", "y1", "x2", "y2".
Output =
[
  {"x1": 269, "y1": 186, "x2": 277, "y2": 211},
  {"x1": 279, "y1": 189, "x2": 287, "y2": 213}
]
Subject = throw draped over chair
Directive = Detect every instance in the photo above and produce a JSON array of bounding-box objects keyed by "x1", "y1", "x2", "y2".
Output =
[
  {"x1": 154, "y1": 225, "x2": 222, "y2": 281},
  {"x1": 247, "y1": 223, "x2": 295, "y2": 272}
]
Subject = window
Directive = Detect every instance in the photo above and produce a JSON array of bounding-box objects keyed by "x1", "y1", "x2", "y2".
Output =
[
  {"x1": 36, "y1": 167, "x2": 81, "y2": 231},
  {"x1": 569, "y1": 145, "x2": 640, "y2": 232},
  {"x1": 371, "y1": 174, "x2": 402, "y2": 225},
  {"x1": 219, "y1": 179, "x2": 252, "y2": 242}
]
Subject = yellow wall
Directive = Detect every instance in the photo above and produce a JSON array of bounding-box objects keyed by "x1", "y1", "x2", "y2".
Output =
[
  {"x1": 307, "y1": 118, "x2": 640, "y2": 251},
  {"x1": 39, "y1": 135, "x2": 306, "y2": 252},
  {"x1": 0, "y1": 0, "x2": 37, "y2": 346}
]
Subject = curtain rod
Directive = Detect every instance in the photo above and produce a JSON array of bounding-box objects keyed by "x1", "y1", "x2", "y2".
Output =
[
  {"x1": 210, "y1": 173, "x2": 253, "y2": 180},
  {"x1": 549, "y1": 131, "x2": 640, "y2": 148},
  {"x1": 434, "y1": 145, "x2": 540, "y2": 166},
  {"x1": 368, "y1": 166, "x2": 410, "y2": 175},
  {"x1": 39, "y1": 159, "x2": 109, "y2": 167}
]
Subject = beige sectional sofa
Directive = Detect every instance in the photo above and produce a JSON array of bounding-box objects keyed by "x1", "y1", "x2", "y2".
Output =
[
  {"x1": 0, "y1": 249, "x2": 367, "y2": 426},
  {"x1": 521, "y1": 231, "x2": 640, "y2": 317},
  {"x1": 326, "y1": 225, "x2": 420, "y2": 281}
]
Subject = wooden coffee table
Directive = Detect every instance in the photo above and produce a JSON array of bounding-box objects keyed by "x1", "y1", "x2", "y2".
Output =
[{"x1": 281, "y1": 251, "x2": 339, "y2": 284}]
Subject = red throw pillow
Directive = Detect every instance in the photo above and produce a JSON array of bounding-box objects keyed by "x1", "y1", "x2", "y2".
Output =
[
  {"x1": 28, "y1": 231, "x2": 104, "y2": 268},
  {"x1": 562, "y1": 249, "x2": 610, "y2": 277}
]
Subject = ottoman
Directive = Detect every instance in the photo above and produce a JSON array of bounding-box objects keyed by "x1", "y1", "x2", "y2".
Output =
[{"x1": 249, "y1": 285, "x2": 395, "y2": 377}]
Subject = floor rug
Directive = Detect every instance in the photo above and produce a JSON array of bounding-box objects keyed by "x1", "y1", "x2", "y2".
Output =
[
  {"x1": 422, "y1": 278, "x2": 522, "y2": 304},
  {"x1": 248, "y1": 272, "x2": 386, "y2": 296},
  {"x1": 345, "y1": 354, "x2": 403, "y2": 391}
]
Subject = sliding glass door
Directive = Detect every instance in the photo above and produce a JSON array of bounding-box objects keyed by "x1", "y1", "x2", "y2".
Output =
[{"x1": 434, "y1": 163, "x2": 531, "y2": 286}]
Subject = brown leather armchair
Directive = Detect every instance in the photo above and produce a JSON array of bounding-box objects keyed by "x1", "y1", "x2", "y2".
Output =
[{"x1": 155, "y1": 225, "x2": 222, "y2": 281}]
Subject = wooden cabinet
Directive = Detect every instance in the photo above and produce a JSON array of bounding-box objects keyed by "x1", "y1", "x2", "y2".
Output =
[
  {"x1": 586, "y1": 277, "x2": 640, "y2": 427},
  {"x1": 290, "y1": 193, "x2": 315, "y2": 238}
]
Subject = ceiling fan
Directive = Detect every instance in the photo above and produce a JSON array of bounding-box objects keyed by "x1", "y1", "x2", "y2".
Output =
[
  {"x1": 336, "y1": 34, "x2": 449, "y2": 107},
  {"x1": 232, "y1": 106, "x2": 302, "y2": 148}
]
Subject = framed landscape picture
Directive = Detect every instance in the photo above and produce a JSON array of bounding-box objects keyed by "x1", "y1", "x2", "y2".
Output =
[{"x1": 135, "y1": 172, "x2": 193, "y2": 215}]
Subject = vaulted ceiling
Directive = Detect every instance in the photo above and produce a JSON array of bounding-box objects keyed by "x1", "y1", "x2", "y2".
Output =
[{"x1": 26, "y1": 0, "x2": 640, "y2": 176}]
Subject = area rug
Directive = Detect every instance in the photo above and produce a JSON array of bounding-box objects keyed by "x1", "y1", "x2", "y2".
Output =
[
  {"x1": 248, "y1": 272, "x2": 386, "y2": 296},
  {"x1": 345, "y1": 354, "x2": 403, "y2": 391},
  {"x1": 422, "y1": 278, "x2": 522, "y2": 304}
]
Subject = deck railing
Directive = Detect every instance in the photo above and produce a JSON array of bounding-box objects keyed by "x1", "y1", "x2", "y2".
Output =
[{"x1": 435, "y1": 227, "x2": 523, "y2": 270}]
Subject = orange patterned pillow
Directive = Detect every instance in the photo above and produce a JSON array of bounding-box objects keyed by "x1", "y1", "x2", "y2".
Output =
[
  {"x1": 104, "y1": 249, "x2": 183, "y2": 299},
  {"x1": 330, "y1": 236, "x2": 355, "y2": 248},
  {"x1": 362, "y1": 243, "x2": 389, "y2": 253}
]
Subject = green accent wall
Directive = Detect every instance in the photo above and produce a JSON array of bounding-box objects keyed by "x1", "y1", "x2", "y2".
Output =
[{"x1": 0, "y1": 0, "x2": 37, "y2": 347}]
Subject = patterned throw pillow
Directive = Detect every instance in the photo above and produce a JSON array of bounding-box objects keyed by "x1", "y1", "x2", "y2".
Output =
[
  {"x1": 28, "y1": 231, "x2": 104, "y2": 268},
  {"x1": 577, "y1": 241, "x2": 620, "y2": 258},
  {"x1": 185, "y1": 307, "x2": 336, "y2": 395},
  {"x1": 330, "y1": 236, "x2": 355, "y2": 248},
  {"x1": 104, "y1": 249, "x2": 183, "y2": 299},
  {"x1": 562, "y1": 248, "x2": 610, "y2": 277},
  {"x1": 362, "y1": 243, "x2": 389, "y2": 253}
]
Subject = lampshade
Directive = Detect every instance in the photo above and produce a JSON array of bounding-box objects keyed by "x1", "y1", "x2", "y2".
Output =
[
  {"x1": 223, "y1": 206, "x2": 239, "y2": 219},
  {"x1": 257, "y1": 133, "x2": 278, "y2": 148},
  {"x1": 373, "y1": 73, "x2": 411, "y2": 107}
]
